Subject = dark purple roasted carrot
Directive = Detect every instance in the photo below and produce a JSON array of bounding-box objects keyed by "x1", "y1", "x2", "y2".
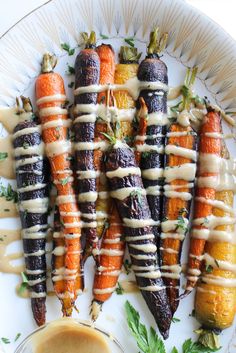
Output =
[
  {"x1": 136, "y1": 28, "x2": 168, "y2": 245},
  {"x1": 104, "y1": 135, "x2": 172, "y2": 339},
  {"x1": 160, "y1": 68, "x2": 198, "y2": 314},
  {"x1": 73, "y1": 31, "x2": 100, "y2": 261},
  {"x1": 12, "y1": 97, "x2": 49, "y2": 326}
]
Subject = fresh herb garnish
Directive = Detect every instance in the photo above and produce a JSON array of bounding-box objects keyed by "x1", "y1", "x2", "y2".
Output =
[
  {"x1": 124, "y1": 37, "x2": 135, "y2": 47},
  {"x1": 142, "y1": 151, "x2": 151, "y2": 158},
  {"x1": 66, "y1": 64, "x2": 75, "y2": 75},
  {"x1": 125, "y1": 301, "x2": 166, "y2": 353},
  {"x1": 0, "y1": 183, "x2": 18, "y2": 203},
  {"x1": 172, "y1": 317, "x2": 181, "y2": 323},
  {"x1": 171, "y1": 348, "x2": 179, "y2": 353},
  {"x1": 0, "y1": 152, "x2": 8, "y2": 161},
  {"x1": 14, "y1": 333, "x2": 21, "y2": 342},
  {"x1": 189, "y1": 309, "x2": 195, "y2": 317},
  {"x1": 176, "y1": 215, "x2": 187, "y2": 232},
  {"x1": 61, "y1": 43, "x2": 75, "y2": 56},
  {"x1": 23, "y1": 142, "x2": 30, "y2": 149},
  {"x1": 214, "y1": 259, "x2": 220, "y2": 268},
  {"x1": 130, "y1": 189, "x2": 143, "y2": 206},
  {"x1": 115, "y1": 282, "x2": 124, "y2": 295},
  {"x1": 60, "y1": 177, "x2": 69, "y2": 185},
  {"x1": 1, "y1": 337, "x2": 10, "y2": 344},
  {"x1": 205, "y1": 264, "x2": 213, "y2": 273},
  {"x1": 17, "y1": 272, "x2": 29, "y2": 296},
  {"x1": 123, "y1": 259, "x2": 132, "y2": 275},
  {"x1": 100, "y1": 33, "x2": 109, "y2": 39}
]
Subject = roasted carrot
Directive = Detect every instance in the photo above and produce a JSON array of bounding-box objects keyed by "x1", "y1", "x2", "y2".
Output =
[
  {"x1": 35, "y1": 54, "x2": 82, "y2": 316},
  {"x1": 195, "y1": 139, "x2": 236, "y2": 339},
  {"x1": 91, "y1": 204, "x2": 125, "y2": 320},
  {"x1": 13, "y1": 97, "x2": 49, "y2": 326},
  {"x1": 94, "y1": 44, "x2": 115, "y2": 248},
  {"x1": 185, "y1": 106, "x2": 222, "y2": 295},
  {"x1": 73, "y1": 31, "x2": 100, "y2": 260},
  {"x1": 104, "y1": 134, "x2": 172, "y2": 339},
  {"x1": 134, "y1": 97, "x2": 148, "y2": 165},
  {"x1": 159, "y1": 68, "x2": 198, "y2": 314},
  {"x1": 51, "y1": 206, "x2": 65, "y2": 301},
  {"x1": 114, "y1": 46, "x2": 140, "y2": 143},
  {"x1": 136, "y1": 28, "x2": 168, "y2": 246}
]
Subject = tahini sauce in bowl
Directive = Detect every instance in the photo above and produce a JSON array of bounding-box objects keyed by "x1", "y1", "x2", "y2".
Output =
[{"x1": 15, "y1": 318, "x2": 124, "y2": 353}]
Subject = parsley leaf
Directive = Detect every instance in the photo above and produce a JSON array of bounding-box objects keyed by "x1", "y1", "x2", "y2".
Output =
[
  {"x1": 66, "y1": 64, "x2": 75, "y2": 75},
  {"x1": 0, "y1": 152, "x2": 8, "y2": 161},
  {"x1": 14, "y1": 333, "x2": 21, "y2": 342},
  {"x1": 205, "y1": 264, "x2": 213, "y2": 273},
  {"x1": 124, "y1": 37, "x2": 135, "y2": 47},
  {"x1": 172, "y1": 317, "x2": 181, "y2": 323},
  {"x1": 17, "y1": 272, "x2": 29, "y2": 296},
  {"x1": 0, "y1": 183, "x2": 18, "y2": 203},
  {"x1": 123, "y1": 259, "x2": 132, "y2": 275},
  {"x1": 1, "y1": 337, "x2": 10, "y2": 344},
  {"x1": 115, "y1": 282, "x2": 124, "y2": 295},
  {"x1": 100, "y1": 34, "x2": 109, "y2": 39},
  {"x1": 125, "y1": 300, "x2": 166, "y2": 353},
  {"x1": 61, "y1": 43, "x2": 75, "y2": 56}
]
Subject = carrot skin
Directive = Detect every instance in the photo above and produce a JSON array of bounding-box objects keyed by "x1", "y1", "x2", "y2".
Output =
[
  {"x1": 74, "y1": 48, "x2": 100, "y2": 259},
  {"x1": 105, "y1": 141, "x2": 172, "y2": 339},
  {"x1": 185, "y1": 109, "x2": 221, "y2": 293},
  {"x1": 161, "y1": 123, "x2": 197, "y2": 314},
  {"x1": 13, "y1": 117, "x2": 49, "y2": 326},
  {"x1": 36, "y1": 60, "x2": 82, "y2": 315}
]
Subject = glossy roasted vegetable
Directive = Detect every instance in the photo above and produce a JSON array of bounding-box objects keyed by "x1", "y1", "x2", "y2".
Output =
[
  {"x1": 13, "y1": 97, "x2": 49, "y2": 326},
  {"x1": 185, "y1": 107, "x2": 222, "y2": 295},
  {"x1": 36, "y1": 54, "x2": 82, "y2": 316},
  {"x1": 195, "y1": 140, "x2": 236, "y2": 333},
  {"x1": 105, "y1": 137, "x2": 172, "y2": 339},
  {"x1": 73, "y1": 31, "x2": 100, "y2": 260}
]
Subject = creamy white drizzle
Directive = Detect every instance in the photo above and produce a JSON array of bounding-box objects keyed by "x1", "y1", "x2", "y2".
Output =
[
  {"x1": 110, "y1": 187, "x2": 145, "y2": 200},
  {"x1": 164, "y1": 163, "x2": 196, "y2": 182},
  {"x1": 106, "y1": 167, "x2": 141, "y2": 179},
  {"x1": 165, "y1": 145, "x2": 197, "y2": 161},
  {"x1": 142, "y1": 167, "x2": 163, "y2": 180}
]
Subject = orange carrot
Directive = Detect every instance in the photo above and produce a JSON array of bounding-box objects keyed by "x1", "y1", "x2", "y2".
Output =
[
  {"x1": 185, "y1": 107, "x2": 222, "y2": 295},
  {"x1": 91, "y1": 204, "x2": 125, "y2": 320},
  {"x1": 91, "y1": 44, "x2": 115, "y2": 258},
  {"x1": 35, "y1": 53, "x2": 83, "y2": 316}
]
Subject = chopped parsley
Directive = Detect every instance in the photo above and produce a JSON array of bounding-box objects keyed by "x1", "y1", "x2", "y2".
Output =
[
  {"x1": 214, "y1": 259, "x2": 220, "y2": 268},
  {"x1": 14, "y1": 333, "x2": 21, "y2": 342},
  {"x1": 123, "y1": 259, "x2": 132, "y2": 275},
  {"x1": 61, "y1": 43, "x2": 75, "y2": 56},
  {"x1": 130, "y1": 189, "x2": 143, "y2": 206},
  {"x1": 1, "y1": 337, "x2": 10, "y2": 344},
  {"x1": 100, "y1": 34, "x2": 109, "y2": 39},
  {"x1": 124, "y1": 37, "x2": 135, "y2": 47},
  {"x1": 176, "y1": 215, "x2": 187, "y2": 232},
  {"x1": 115, "y1": 282, "x2": 124, "y2": 295},
  {"x1": 205, "y1": 264, "x2": 213, "y2": 273},
  {"x1": 0, "y1": 152, "x2": 8, "y2": 161},
  {"x1": 0, "y1": 183, "x2": 18, "y2": 203},
  {"x1": 23, "y1": 142, "x2": 30, "y2": 149},
  {"x1": 60, "y1": 177, "x2": 70, "y2": 185},
  {"x1": 66, "y1": 64, "x2": 75, "y2": 75},
  {"x1": 171, "y1": 317, "x2": 181, "y2": 323}
]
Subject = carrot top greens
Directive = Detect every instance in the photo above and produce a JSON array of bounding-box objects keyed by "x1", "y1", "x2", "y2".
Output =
[{"x1": 147, "y1": 27, "x2": 168, "y2": 56}]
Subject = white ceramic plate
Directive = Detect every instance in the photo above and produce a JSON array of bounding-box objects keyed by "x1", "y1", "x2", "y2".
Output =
[{"x1": 0, "y1": 0, "x2": 235, "y2": 352}]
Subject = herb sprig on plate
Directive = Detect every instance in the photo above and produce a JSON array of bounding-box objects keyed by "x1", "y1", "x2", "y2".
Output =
[{"x1": 125, "y1": 301, "x2": 220, "y2": 353}]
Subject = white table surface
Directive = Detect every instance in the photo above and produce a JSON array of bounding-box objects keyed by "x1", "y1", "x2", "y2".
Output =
[{"x1": 0, "y1": 0, "x2": 236, "y2": 41}]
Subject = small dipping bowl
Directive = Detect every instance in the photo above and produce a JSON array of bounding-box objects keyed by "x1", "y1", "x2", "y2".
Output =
[{"x1": 15, "y1": 318, "x2": 124, "y2": 353}]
